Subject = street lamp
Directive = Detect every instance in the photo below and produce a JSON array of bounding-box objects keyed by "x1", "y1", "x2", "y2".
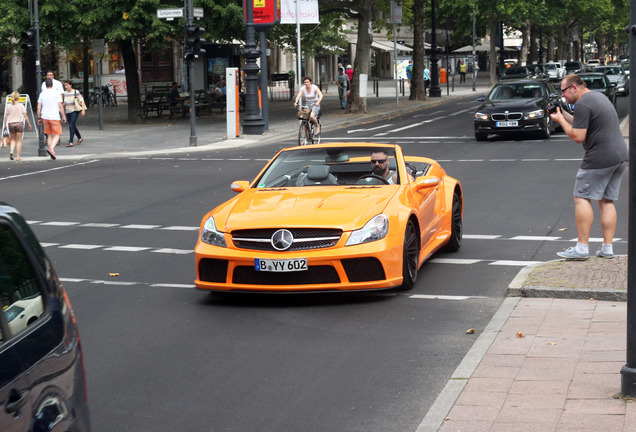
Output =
[
  {"x1": 241, "y1": 0, "x2": 265, "y2": 135},
  {"x1": 428, "y1": 0, "x2": 441, "y2": 97}
]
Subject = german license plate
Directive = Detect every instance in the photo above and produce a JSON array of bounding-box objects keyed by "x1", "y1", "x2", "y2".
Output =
[
  {"x1": 255, "y1": 258, "x2": 308, "y2": 272},
  {"x1": 495, "y1": 121, "x2": 518, "y2": 127}
]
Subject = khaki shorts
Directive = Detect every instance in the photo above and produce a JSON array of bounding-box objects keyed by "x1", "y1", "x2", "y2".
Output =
[{"x1": 42, "y1": 119, "x2": 62, "y2": 135}]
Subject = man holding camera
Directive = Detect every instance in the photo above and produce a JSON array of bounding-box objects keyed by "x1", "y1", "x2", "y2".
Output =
[{"x1": 549, "y1": 74, "x2": 628, "y2": 260}]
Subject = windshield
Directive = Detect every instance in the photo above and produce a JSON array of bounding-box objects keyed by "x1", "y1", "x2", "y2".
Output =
[
  {"x1": 597, "y1": 67, "x2": 622, "y2": 75},
  {"x1": 580, "y1": 76, "x2": 607, "y2": 89},
  {"x1": 254, "y1": 146, "x2": 400, "y2": 187},
  {"x1": 489, "y1": 83, "x2": 545, "y2": 100}
]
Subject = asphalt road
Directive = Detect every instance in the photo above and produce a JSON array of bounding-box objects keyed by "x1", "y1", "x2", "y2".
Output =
[{"x1": 0, "y1": 94, "x2": 629, "y2": 431}]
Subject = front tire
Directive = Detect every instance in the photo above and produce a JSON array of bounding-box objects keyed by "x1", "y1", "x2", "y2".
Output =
[
  {"x1": 298, "y1": 122, "x2": 305, "y2": 146},
  {"x1": 442, "y1": 190, "x2": 462, "y2": 252},
  {"x1": 400, "y1": 221, "x2": 419, "y2": 290},
  {"x1": 475, "y1": 133, "x2": 488, "y2": 141}
]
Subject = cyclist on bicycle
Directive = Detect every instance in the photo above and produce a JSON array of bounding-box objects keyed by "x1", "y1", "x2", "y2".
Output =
[{"x1": 294, "y1": 76, "x2": 323, "y2": 135}]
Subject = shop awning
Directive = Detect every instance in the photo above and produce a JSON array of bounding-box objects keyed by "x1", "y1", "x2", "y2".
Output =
[{"x1": 372, "y1": 40, "x2": 417, "y2": 52}]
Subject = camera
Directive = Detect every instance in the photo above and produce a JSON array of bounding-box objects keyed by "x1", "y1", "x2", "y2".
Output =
[{"x1": 546, "y1": 100, "x2": 561, "y2": 114}]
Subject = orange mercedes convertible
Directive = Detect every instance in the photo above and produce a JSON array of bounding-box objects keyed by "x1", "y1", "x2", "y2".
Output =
[{"x1": 194, "y1": 143, "x2": 462, "y2": 292}]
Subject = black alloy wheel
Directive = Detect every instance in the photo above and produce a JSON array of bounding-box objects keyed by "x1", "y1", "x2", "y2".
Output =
[
  {"x1": 441, "y1": 190, "x2": 462, "y2": 252},
  {"x1": 400, "y1": 221, "x2": 420, "y2": 290}
]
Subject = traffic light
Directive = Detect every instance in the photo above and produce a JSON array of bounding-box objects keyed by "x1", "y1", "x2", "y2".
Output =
[
  {"x1": 21, "y1": 28, "x2": 36, "y2": 53},
  {"x1": 184, "y1": 25, "x2": 205, "y2": 62}
]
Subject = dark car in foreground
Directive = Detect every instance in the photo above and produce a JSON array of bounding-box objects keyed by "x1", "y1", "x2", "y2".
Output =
[
  {"x1": 0, "y1": 203, "x2": 91, "y2": 432},
  {"x1": 474, "y1": 79, "x2": 561, "y2": 141},
  {"x1": 575, "y1": 72, "x2": 617, "y2": 107}
]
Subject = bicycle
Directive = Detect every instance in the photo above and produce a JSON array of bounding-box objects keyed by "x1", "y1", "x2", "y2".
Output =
[
  {"x1": 88, "y1": 84, "x2": 117, "y2": 108},
  {"x1": 296, "y1": 105, "x2": 321, "y2": 146}
]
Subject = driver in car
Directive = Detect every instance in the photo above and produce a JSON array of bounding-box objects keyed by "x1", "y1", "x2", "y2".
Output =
[{"x1": 371, "y1": 151, "x2": 398, "y2": 184}]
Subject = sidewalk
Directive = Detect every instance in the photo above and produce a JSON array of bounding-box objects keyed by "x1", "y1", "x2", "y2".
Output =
[
  {"x1": 0, "y1": 75, "x2": 491, "y2": 162},
  {"x1": 420, "y1": 256, "x2": 632, "y2": 432}
]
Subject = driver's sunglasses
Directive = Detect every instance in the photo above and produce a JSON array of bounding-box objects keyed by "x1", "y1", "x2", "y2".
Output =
[{"x1": 371, "y1": 158, "x2": 388, "y2": 165}]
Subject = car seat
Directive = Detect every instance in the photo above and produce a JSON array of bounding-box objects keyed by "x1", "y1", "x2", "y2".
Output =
[{"x1": 296, "y1": 165, "x2": 338, "y2": 186}]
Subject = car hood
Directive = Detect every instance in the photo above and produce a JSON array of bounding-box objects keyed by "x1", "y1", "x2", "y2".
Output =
[
  {"x1": 214, "y1": 187, "x2": 398, "y2": 232},
  {"x1": 476, "y1": 98, "x2": 544, "y2": 112}
]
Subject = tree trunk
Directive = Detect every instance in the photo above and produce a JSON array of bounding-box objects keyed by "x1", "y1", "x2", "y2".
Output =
[
  {"x1": 120, "y1": 39, "x2": 142, "y2": 124},
  {"x1": 488, "y1": 16, "x2": 498, "y2": 86},
  {"x1": 347, "y1": 0, "x2": 375, "y2": 113},
  {"x1": 519, "y1": 21, "x2": 530, "y2": 65},
  {"x1": 410, "y1": 0, "x2": 426, "y2": 100}
]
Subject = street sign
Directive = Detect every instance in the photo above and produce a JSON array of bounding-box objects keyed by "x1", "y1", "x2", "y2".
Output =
[
  {"x1": 157, "y1": 8, "x2": 184, "y2": 19},
  {"x1": 193, "y1": 7, "x2": 204, "y2": 18},
  {"x1": 91, "y1": 39, "x2": 105, "y2": 55}
]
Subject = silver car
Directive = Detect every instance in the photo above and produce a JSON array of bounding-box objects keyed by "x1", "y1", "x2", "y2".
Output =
[
  {"x1": 540, "y1": 63, "x2": 564, "y2": 82},
  {"x1": 593, "y1": 65, "x2": 629, "y2": 95}
]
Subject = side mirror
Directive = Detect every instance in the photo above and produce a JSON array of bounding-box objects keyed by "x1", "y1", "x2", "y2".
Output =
[
  {"x1": 414, "y1": 175, "x2": 440, "y2": 191},
  {"x1": 477, "y1": 95, "x2": 486, "y2": 102},
  {"x1": 231, "y1": 181, "x2": 250, "y2": 193}
]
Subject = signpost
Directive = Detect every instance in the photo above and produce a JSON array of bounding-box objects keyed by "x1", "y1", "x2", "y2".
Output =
[{"x1": 156, "y1": 8, "x2": 183, "y2": 19}]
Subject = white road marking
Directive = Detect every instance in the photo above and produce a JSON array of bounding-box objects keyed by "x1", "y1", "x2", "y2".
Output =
[
  {"x1": 162, "y1": 226, "x2": 199, "y2": 231},
  {"x1": 408, "y1": 294, "x2": 487, "y2": 300},
  {"x1": 103, "y1": 246, "x2": 151, "y2": 252},
  {"x1": 430, "y1": 258, "x2": 481, "y2": 265},
  {"x1": 0, "y1": 160, "x2": 99, "y2": 181},
  {"x1": 60, "y1": 244, "x2": 104, "y2": 250},
  {"x1": 464, "y1": 234, "x2": 501, "y2": 240},
  {"x1": 41, "y1": 221, "x2": 80, "y2": 226},
  {"x1": 121, "y1": 224, "x2": 161, "y2": 229},
  {"x1": 348, "y1": 124, "x2": 394, "y2": 134},
  {"x1": 80, "y1": 223, "x2": 120, "y2": 228},
  {"x1": 509, "y1": 236, "x2": 561, "y2": 241},
  {"x1": 152, "y1": 248, "x2": 193, "y2": 254},
  {"x1": 151, "y1": 283, "x2": 195, "y2": 289},
  {"x1": 489, "y1": 260, "x2": 542, "y2": 266}
]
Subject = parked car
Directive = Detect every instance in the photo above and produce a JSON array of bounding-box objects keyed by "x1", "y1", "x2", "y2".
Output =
[
  {"x1": 575, "y1": 72, "x2": 617, "y2": 107},
  {"x1": 621, "y1": 61, "x2": 630, "y2": 77},
  {"x1": 194, "y1": 143, "x2": 463, "y2": 293},
  {"x1": 474, "y1": 79, "x2": 562, "y2": 141},
  {"x1": 564, "y1": 61, "x2": 584, "y2": 74},
  {"x1": 500, "y1": 66, "x2": 533, "y2": 81},
  {"x1": 593, "y1": 65, "x2": 629, "y2": 95},
  {"x1": 540, "y1": 63, "x2": 564, "y2": 81},
  {"x1": 0, "y1": 203, "x2": 91, "y2": 432},
  {"x1": 586, "y1": 59, "x2": 601, "y2": 70}
]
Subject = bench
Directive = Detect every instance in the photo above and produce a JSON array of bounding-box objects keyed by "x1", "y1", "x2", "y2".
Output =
[{"x1": 141, "y1": 93, "x2": 171, "y2": 118}]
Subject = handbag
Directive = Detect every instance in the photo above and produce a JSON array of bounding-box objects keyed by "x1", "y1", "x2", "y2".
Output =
[{"x1": 74, "y1": 91, "x2": 84, "y2": 111}]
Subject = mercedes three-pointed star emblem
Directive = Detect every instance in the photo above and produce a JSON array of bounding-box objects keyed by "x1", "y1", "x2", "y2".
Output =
[{"x1": 271, "y1": 229, "x2": 294, "y2": 251}]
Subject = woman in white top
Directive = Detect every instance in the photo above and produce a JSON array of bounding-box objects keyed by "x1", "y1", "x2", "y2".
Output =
[
  {"x1": 294, "y1": 76, "x2": 323, "y2": 134},
  {"x1": 2, "y1": 91, "x2": 32, "y2": 161},
  {"x1": 63, "y1": 81, "x2": 85, "y2": 147}
]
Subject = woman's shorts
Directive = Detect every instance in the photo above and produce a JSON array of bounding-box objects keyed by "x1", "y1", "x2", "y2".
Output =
[
  {"x1": 42, "y1": 119, "x2": 62, "y2": 135},
  {"x1": 574, "y1": 161, "x2": 628, "y2": 201},
  {"x1": 8, "y1": 122, "x2": 24, "y2": 133}
]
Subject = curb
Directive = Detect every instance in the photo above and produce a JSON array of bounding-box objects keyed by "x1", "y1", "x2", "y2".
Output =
[{"x1": 507, "y1": 258, "x2": 627, "y2": 301}]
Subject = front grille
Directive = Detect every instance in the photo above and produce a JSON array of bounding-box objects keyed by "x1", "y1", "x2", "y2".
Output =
[
  {"x1": 199, "y1": 259, "x2": 229, "y2": 283},
  {"x1": 342, "y1": 257, "x2": 386, "y2": 282},
  {"x1": 232, "y1": 265, "x2": 340, "y2": 285},
  {"x1": 491, "y1": 112, "x2": 523, "y2": 121},
  {"x1": 232, "y1": 228, "x2": 342, "y2": 251}
]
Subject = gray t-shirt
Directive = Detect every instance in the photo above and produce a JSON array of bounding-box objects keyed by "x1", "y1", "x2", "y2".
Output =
[{"x1": 572, "y1": 91, "x2": 628, "y2": 169}]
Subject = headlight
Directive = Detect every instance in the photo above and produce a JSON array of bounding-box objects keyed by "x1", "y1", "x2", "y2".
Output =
[
  {"x1": 346, "y1": 214, "x2": 389, "y2": 246},
  {"x1": 525, "y1": 109, "x2": 545, "y2": 120},
  {"x1": 474, "y1": 112, "x2": 489, "y2": 121},
  {"x1": 200, "y1": 216, "x2": 227, "y2": 247}
]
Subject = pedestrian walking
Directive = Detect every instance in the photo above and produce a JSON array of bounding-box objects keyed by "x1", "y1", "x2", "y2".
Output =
[
  {"x1": 40, "y1": 70, "x2": 64, "y2": 95},
  {"x1": 549, "y1": 74, "x2": 628, "y2": 260},
  {"x1": 345, "y1": 65, "x2": 354, "y2": 81},
  {"x1": 406, "y1": 60, "x2": 413, "y2": 87},
  {"x1": 336, "y1": 67, "x2": 349, "y2": 109},
  {"x1": 423, "y1": 65, "x2": 431, "y2": 96},
  {"x1": 63, "y1": 81, "x2": 85, "y2": 147},
  {"x1": 2, "y1": 91, "x2": 32, "y2": 161},
  {"x1": 37, "y1": 79, "x2": 67, "y2": 160}
]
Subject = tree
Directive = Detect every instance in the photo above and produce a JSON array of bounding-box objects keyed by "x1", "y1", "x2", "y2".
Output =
[{"x1": 409, "y1": 0, "x2": 426, "y2": 100}]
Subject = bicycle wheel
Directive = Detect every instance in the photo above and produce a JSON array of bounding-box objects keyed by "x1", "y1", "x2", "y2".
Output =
[
  {"x1": 298, "y1": 121, "x2": 305, "y2": 146},
  {"x1": 307, "y1": 122, "x2": 315, "y2": 145},
  {"x1": 314, "y1": 119, "x2": 321, "y2": 144}
]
